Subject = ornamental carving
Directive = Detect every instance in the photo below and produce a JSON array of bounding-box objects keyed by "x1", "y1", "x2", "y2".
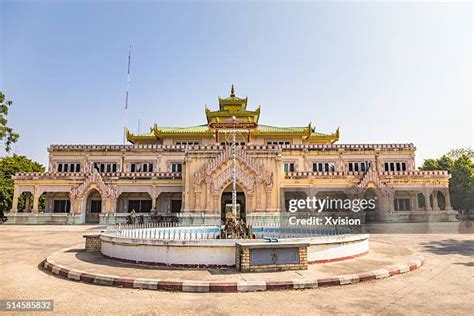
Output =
[
  {"x1": 193, "y1": 147, "x2": 272, "y2": 186},
  {"x1": 356, "y1": 166, "x2": 392, "y2": 196},
  {"x1": 70, "y1": 170, "x2": 118, "y2": 199},
  {"x1": 211, "y1": 163, "x2": 256, "y2": 194}
]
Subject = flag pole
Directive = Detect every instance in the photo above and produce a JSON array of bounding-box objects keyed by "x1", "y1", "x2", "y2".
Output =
[{"x1": 123, "y1": 45, "x2": 132, "y2": 144}]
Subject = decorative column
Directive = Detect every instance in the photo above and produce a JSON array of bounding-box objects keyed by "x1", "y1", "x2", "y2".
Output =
[
  {"x1": 47, "y1": 195, "x2": 54, "y2": 212},
  {"x1": 412, "y1": 192, "x2": 419, "y2": 211},
  {"x1": 275, "y1": 154, "x2": 283, "y2": 211},
  {"x1": 432, "y1": 190, "x2": 439, "y2": 211},
  {"x1": 205, "y1": 178, "x2": 212, "y2": 211},
  {"x1": 424, "y1": 190, "x2": 432, "y2": 211},
  {"x1": 78, "y1": 197, "x2": 85, "y2": 214},
  {"x1": 280, "y1": 189, "x2": 286, "y2": 212},
  {"x1": 10, "y1": 187, "x2": 19, "y2": 213},
  {"x1": 247, "y1": 192, "x2": 254, "y2": 212},
  {"x1": 213, "y1": 194, "x2": 220, "y2": 213},
  {"x1": 32, "y1": 187, "x2": 42, "y2": 213},
  {"x1": 184, "y1": 157, "x2": 193, "y2": 212},
  {"x1": 379, "y1": 188, "x2": 394, "y2": 213},
  {"x1": 151, "y1": 193, "x2": 157, "y2": 212},
  {"x1": 265, "y1": 185, "x2": 272, "y2": 211},
  {"x1": 110, "y1": 197, "x2": 118, "y2": 213},
  {"x1": 444, "y1": 188, "x2": 453, "y2": 210},
  {"x1": 194, "y1": 185, "x2": 202, "y2": 211},
  {"x1": 255, "y1": 182, "x2": 263, "y2": 211},
  {"x1": 389, "y1": 191, "x2": 395, "y2": 212}
]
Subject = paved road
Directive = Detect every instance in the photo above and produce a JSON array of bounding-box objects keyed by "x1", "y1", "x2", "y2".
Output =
[{"x1": 0, "y1": 224, "x2": 472, "y2": 315}]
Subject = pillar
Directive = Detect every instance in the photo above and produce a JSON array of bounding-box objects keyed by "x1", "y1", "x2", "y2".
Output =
[
  {"x1": 109, "y1": 197, "x2": 117, "y2": 213},
  {"x1": 424, "y1": 190, "x2": 432, "y2": 211},
  {"x1": 11, "y1": 187, "x2": 19, "y2": 213},
  {"x1": 444, "y1": 188, "x2": 453, "y2": 210},
  {"x1": 256, "y1": 182, "x2": 264, "y2": 211},
  {"x1": 265, "y1": 186, "x2": 272, "y2": 211},
  {"x1": 280, "y1": 189, "x2": 286, "y2": 212},
  {"x1": 101, "y1": 199, "x2": 107, "y2": 213},
  {"x1": 213, "y1": 194, "x2": 219, "y2": 213},
  {"x1": 72, "y1": 197, "x2": 84, "y2": 214},
  {"x1": 432, "y1": 190, "x2": 439, "y2": 211},
  {"x1": 194, "y1": 186, "x2": 202, "y2": 211},
  {"x1": 379, "y1": 190, "x2": 394, "y2": 213},
  {"x1": 412, "y1": 192, "x2": 419, "y2": 211},
  {"x1": 151, "y1": 193, "x2": 157, "y2": 212},
  {"x1": 32, "y1": 187, "x2": 42, "y2": 213},
  {"x1": 47, "y1": 194, "x2": 54, "y2": 212},
  {"x1": 205, "y1": 178, "x2": 212, "y2": 211},
  {"x1": 247, "y1": 193, "x2": 254, "y2": 212}
]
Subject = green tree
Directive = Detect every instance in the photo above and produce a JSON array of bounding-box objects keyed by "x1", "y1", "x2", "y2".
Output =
[
  {"x1": 420, "y1": 150, "x2": 474, "y2": 210},
  {"x1": 449, "y1": 154, "x2": 474, "y2": 210},
  {"x1": 0, "y1": 155, "x2": 45, "y2": 215},
  {"x1": 447, "y1": 147, "x2": 474, "y2": 160},
  {"x1": 420, "y1": 155, "x2": 454, "y2": 172},
  {"x1": 0, "y1": 92, "x2": 20, "y2": 152}
]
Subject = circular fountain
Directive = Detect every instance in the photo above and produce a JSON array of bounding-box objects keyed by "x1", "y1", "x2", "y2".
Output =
[{"x1": 99, "y1": 224, "x2": 369, "y2": 268}]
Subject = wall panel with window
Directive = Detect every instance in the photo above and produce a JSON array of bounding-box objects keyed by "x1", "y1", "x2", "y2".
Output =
[
  {"x1": 128, "y1": 200, "x2": 152, "y2": 213},
  {"x1": 171, "y1": 162, "x2": 182, "y2": 173},
  {"x1": 57, "y1": 162, "x2": 81, "y2": 173},
  {"x1": 383, "y1": 161, "x2": 408, "y2": 172},
  {"x1": 284, "y1": 162, "x2": 295, "y2": 173},
  {"x1": 130, "y1": 162, "x2": 154, "y2": 173},
  {"x1": 312, "y1": 162, "x2": 336, "y2": 172},
  {"x1": 347, "y1": 161, "x2": 372, "y2": 172},
  {"x1": 91, "y1": 162, "x2": 118, "y2": 173}
]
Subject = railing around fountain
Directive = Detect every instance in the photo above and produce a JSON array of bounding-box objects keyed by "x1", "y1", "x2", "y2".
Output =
[
  {"x1": 103, "y1": 221, "x2": 351, "y2": 241},
  {"x1": 105, "y1": 223, "x2": 221, "y2": 240}
]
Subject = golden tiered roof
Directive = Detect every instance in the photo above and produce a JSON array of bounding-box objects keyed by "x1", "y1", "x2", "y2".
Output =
[
  {"x1": 206, "y1": 85, "x2": 260, "y2": 123},
  {"x1": 126, "y1": 86, "x2": 339, "y2": 144}
]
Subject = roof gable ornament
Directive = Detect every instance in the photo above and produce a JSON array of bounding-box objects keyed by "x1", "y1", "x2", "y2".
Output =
[
  {"x1": 354, "y1": 166, "x2": 393, "y2": 197},
  {"x1": 70, "y1": 170, "x2": 118, "y2": 199}
]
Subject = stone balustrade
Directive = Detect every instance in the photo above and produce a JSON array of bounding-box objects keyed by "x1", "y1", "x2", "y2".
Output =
[
  {"x1": 379, "y1": 170, "x2": 449, "y2": 177},
  {"x1": 48, "y1": 143, "x2": 415, "y2": 153},
  {"x1": 13, "y1": 171, "x2": 183, "y2": 180},
  {"x1": 285, "y1": 171, "x2": 366, "y2": 179},
  {"x1": 285, "y1": 170, "x2": 449, "y2": 179}
]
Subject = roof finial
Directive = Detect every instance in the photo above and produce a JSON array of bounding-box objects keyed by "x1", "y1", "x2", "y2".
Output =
[{"x1": 230, "y1": 84, "x2": 235, "y2": 97}]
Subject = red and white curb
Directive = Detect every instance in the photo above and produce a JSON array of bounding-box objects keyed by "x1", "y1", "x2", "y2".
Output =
[{"x1": 42, "y1": 255, "x2": 425, "y2": 292}]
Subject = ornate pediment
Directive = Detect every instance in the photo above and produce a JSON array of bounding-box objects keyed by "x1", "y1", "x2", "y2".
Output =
[
  {"x1": 70, "y1": 170, "x2": 118, "y2": 199},
  {"x1": 194, "y1": 147, "x2": 272, "y2": 186},
  {"x1": 211, "y1": 163, "x2": 256, "y2": 194},
  {"x1": 356, "y1": 167, "x2": 392, "y2": 196}
]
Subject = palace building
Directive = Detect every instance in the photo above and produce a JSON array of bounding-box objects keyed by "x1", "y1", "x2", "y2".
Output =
[{"x1": 7, "y1": 86, "x2": 456, "y2": 224}]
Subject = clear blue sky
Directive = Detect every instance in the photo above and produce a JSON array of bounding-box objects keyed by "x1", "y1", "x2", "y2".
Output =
[{"x1": 1, "y1": 0, "x2": 472, "y2": 166}]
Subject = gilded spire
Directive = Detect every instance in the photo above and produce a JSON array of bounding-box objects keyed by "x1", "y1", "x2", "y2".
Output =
[{"x1": 230, "y1": 84, "x2": 235, "y2": 97}]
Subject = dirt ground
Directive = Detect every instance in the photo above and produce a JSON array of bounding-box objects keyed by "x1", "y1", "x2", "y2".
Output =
[{"x1": 0, "y1": 224, "x2": 473, "y2": 315}]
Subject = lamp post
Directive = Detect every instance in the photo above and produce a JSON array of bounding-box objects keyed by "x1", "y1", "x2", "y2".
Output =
[{"x1": 231, "y1": 131, "x2": 237, "y2": 219}]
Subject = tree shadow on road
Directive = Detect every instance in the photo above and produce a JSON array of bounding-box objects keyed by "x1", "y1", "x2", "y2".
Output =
[
  {"x1": 453, "y1": 262, "x2": 474, "y2": 267},
  {"x1": 420, "y1": 239, "x2": 474, "y2": 257}
]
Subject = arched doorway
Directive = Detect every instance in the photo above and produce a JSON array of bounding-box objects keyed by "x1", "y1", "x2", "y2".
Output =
[
  {"x1": 85, "y1": 189, "x2": 102, "y2": 223},
  {"x1": 220, "y1": 183, "x2": 246, "y2": 221},
  {"x1": 437, "y1": 191, "x2": 446, "y2": 210},
  {"x1": 18, "y1": 192, "x2": 33, "y2": 213}
]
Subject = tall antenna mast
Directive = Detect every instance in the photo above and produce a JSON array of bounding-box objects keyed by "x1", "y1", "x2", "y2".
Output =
[{"x1": 123, "y1": 44, "x2": 132, "y2": 144}]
